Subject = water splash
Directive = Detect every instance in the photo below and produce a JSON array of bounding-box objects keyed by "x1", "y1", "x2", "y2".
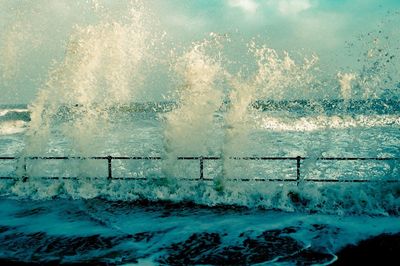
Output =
[
  {"x1": 162, "y1": 37, "x2": 225, "y2": 179},
  {"x1": 26, "y1": 2, "x2": 152, "y2": 148},
  {"x1": 338, "y1": 72, "x2": 356, "y2": 101},
  {"x1": 0, "y1": 6, "x2": 40, "y2": 81},
  {"x1": 0, "y1": 1, "x2": 398, "y2": 216},
  {"x1": 221, "y1": 43, "x2": 319, "y2": 184},
  {"x1": 22, "y1": 1, "x2": 158, "y2": 179}
]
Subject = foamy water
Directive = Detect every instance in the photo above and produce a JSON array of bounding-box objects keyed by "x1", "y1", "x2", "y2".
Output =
[
  {"x1": 0, "y1": 106, "x2": 398, "y2": 214},
  {"x1": 0, "y1": 198, "x2": 399, "y2": 265},
  {"x1": 0, "y1": 0, "x2": 399, "y2": 264}
]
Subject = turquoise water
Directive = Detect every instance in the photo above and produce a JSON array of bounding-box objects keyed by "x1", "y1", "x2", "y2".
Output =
[
  {"x1": 0, "y1": 0, "x2": 399, "y2": 264},
  {"x1": 0, "y1": 104, "x2": 399, "y2": 264}
]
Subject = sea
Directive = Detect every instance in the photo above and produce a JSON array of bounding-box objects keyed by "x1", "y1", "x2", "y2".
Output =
[
  {"x1": 1, "y1": 0, "x2": 400, "y2": 265},
  {"x1": 0, "y1": 100, "x2": 399, "y2": 265}
]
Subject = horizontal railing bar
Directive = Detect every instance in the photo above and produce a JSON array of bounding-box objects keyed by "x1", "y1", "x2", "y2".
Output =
[
  {"x1": 177, "y1": 157, "x2": 221, "y2": 160},
  {"x1": 1, "y1": 156, "x2": 400, "y2": 161},
  {"x1": 112, "y1": 156, "x2": 162, "y2": 160},
  {"x1": 1, "y1": 156, "x2": 399, "y2": 161},
  {"x1": 0, "y1": 177, "x2": 17, "y2": 180},
  {"x1": 230, "y1": 157, "x2": 303, "y2": 160},
  {"x1": 303, "y1": 179, "x2": 400, "y2": 183},
  {"x1": 41, "y1": 177, "x2": 79, "y2": 180},
  {"x1": 316, "y1": 157, "x2": 400, "y2": 161},
  {"x1": 112, "y1": 177, "x2": 206, "y2": 181},
  {"x1": 30, "y1": 157, "x2": 79, "y2": 160},
  {"x1": 201, "y1": 157, "x2": 222, "y2": 160},
  {"x1": 31, "y1": 177, "x2": 104, "y2": 180}
]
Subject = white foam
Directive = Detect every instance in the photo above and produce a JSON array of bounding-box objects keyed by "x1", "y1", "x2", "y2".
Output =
[
  {"x1": 0, "y1": 177, "x2": 398, "y2": 216},
  {"x1": 260, "y1": 114, "x2": 400, "y2": 132},
  {"x1": 0, "y1": 120, "x2": 27, "y2": 135}
]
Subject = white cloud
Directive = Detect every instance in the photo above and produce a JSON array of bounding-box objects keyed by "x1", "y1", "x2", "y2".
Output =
[
  {"x1": 271, "y1": 0, "x2": 313, "y2": 16},
  {"x1": 227, "y1": 0, "x2": 315, "y2": 17},
  {"x1": 228, "y1": 0, "x2": 259, "y2": 14}
]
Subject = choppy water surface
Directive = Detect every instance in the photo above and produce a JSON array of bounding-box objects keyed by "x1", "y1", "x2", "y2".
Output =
[
  {"x1": 0, "y1": 102, "x2": 399, "y2": 264},
  {"x1": 1, "y1": 198, "x2": 400, "y2": 265},
  {"x1": 0, "y1": 0, "x2": 400, "y2": 265}
]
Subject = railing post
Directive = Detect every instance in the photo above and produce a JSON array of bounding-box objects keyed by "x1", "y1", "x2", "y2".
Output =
[
  {"x1": 107, "y1": 156, "x2": 112, "y2": 180},
  {"x1": 22, "y1": 157, "x2": 28, "y2": 182},
  {"x1": 199, "y1": 157, "x2": 204, "y2": 180},
  {"x1": 296, "y1": 156, "x2": 301, "y2": 186}
]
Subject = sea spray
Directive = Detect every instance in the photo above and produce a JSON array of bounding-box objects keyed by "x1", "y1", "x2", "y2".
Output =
[
  {"x1": 0, "y1": 1, "x2": 397, "y2": 216},
  {"x1": 221, "y1": 43, "x2": 319, "y2": 184},
  {"x1": 162, "y1": 40, "x2": 322, "y2": 190},
  {"x1": 338, "y1": 72, "x2": 356, "y2": 103},
  {"x1": 220, "y1": 71, "x2": 258, "y2": 188},
  {"x1": 0, "y1": 2, "x2": 39, "y2": 81},
  {"x1": 162, "y1": 37, "x2": 225, "y2": 180},
  {"x1": 0, "y1": 20, "x2": 25, "y2": 80},
  {"x1": 250, "y1": 43, "x2": 318, "y2": 100},
  {"x1": 23, "y1": 1, "x2": 156, "y2": 178}
]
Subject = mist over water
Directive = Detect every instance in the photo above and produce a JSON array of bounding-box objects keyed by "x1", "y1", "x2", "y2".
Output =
[
  {"x1": 0, "y1": 1, "x2": 400, "y2": 265},
  {"x1": 25, "y1": 1, "x2": 153, "y2": 153},
  {"x1": 0, "y1": 0, "x2": 399, "y2": 214}
]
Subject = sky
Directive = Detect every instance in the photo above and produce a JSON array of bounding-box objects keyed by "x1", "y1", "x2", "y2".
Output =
[{"x1": 0, "y1": 0, "x2": 399, "y2": 104}]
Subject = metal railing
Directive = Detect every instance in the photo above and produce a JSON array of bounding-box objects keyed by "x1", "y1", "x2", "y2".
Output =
[{"x1": 0, "y1": 156, "x2": 399, "y2": 184}]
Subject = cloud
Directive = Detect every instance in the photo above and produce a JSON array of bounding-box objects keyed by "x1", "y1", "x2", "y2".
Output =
[
  {"x1": 227, "y1": 0, "x2": 315, "y2": 17},
  {"x1": 228, "y1": 0, "x2": 259, "y2": 14},
  {"x1": 269, "y1": 0, "x2": 313, "y2": 16}
]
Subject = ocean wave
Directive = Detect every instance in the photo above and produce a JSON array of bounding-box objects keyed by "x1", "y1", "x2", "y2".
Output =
[
  {"x1": 0, "y1": 120, "x2": 27, "y2": 135},
  {"x1": 0, "y1": 198, "x2": 398, "y2": 265},
  {"x1": 260, "y1": 114, "x2": 400, "y2": 132},
  {"x1": 1, "y1": 179, "x2": 398, "y2": 216},
  {"x1": 0, "y1": 109, "x2": 30, "y2": 122}
]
